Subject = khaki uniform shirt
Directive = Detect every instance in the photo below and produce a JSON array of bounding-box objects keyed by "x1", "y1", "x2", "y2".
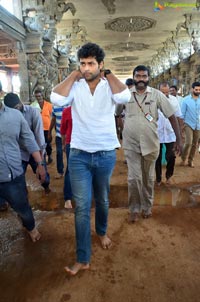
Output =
[{"x1": 121, "y1": 86, "x2": 175, "y2": 156}]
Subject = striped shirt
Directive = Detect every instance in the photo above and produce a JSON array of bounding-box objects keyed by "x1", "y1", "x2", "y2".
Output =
[{"x1": 52, "y1": 106, "x2": 66, "y2": 137}]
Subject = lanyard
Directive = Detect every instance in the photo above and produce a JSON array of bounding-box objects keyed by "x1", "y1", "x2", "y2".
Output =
[{"x1": 133, "y1": 92, "x2": 147, "y2": 115}]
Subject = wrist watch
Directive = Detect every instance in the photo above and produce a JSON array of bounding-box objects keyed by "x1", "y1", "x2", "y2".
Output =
[
  {"x1": 104, "y1": 69, "x2": 112, "y2": 78},
  {"x1": 37, "y1": 160, "x2": 45, "y2": 166}
]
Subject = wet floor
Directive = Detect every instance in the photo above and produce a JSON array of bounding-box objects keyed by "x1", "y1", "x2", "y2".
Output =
[
  {"x1": 27, "y1": 178, "x2": 200, "y2": 211},
  {"x1": 1, "y1": 147, "x2": 200, "y2": 301}
]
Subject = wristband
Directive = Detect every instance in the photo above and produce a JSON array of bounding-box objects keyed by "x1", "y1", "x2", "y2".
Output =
[
  {"x1": 37, "y1": 160, "x2": 45, "y2": 166},
  {"x1": 104, "y1": 69, "x2": 112, "y2": 78}
]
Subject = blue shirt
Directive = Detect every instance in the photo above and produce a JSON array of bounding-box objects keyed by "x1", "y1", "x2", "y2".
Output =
[
  {"x1": 181, "y1": 94, "x2": 200, "y2": 130},
  {"x1": 21, "y1": 105, "x2": 46, "y2": 161},
  {"x1": 0, "y1": 105, "x2": 39, "y2": 182}
]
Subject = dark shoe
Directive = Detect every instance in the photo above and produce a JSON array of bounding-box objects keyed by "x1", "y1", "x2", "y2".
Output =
[
  {"x1": 128, "y1": 212, "x2": 139, "y2": 223},
  {"x1": 0, "y1": 202, "x2": 9, "y2": 211}
]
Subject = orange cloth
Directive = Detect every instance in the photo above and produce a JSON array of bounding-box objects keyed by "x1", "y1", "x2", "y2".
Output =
[{"x1": 41, "y1": 100, "x2": 52, "y2": 130}]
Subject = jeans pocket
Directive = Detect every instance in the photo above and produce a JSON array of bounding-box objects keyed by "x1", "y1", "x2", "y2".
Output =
[{"x1": 70, "y1": 148, "x2": 82, "y2": 156}]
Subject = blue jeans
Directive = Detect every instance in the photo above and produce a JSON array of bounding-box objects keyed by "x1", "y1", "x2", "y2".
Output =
[
  {"x1": 0, "y1": 174, "x2": 35, "y2": 231},
  {"x1": 55, "y1": 136, "x2": 64, "y2": 174},
  {"x1": 0, "y1": 156, "x2": 50, "y2": 206},
  {"x1": 69, "y1": 148, "x2": 116, "y2": 263},
  {"x1": 64, "y1": 144, "x2": 72, "y2": 200}
]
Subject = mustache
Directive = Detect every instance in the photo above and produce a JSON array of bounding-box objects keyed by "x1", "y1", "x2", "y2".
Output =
[{"x1": 134, "y1": 80, "x2": 149, "y2": 86}]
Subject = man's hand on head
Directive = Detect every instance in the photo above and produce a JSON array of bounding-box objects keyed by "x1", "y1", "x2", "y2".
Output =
[{"x1": 74, "y1": 69, "x2": 83, "y2": 81}]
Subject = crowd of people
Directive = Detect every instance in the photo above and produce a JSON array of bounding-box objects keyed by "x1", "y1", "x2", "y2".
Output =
[{"x1": 1, "y1": 42, "x2": 200, "y2": 276}]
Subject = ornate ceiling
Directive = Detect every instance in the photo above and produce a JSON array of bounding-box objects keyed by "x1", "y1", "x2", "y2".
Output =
[
  {"x1": 55, "y1": 0, "x2": 200, "y2": 79},
  {"x1": 0, "y1": 0, "x2": 200, "y2": 80}
]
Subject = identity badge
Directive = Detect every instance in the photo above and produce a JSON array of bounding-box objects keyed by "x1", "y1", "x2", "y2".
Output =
[{"x1": 145, "y1": 113, "x2": 153, "y2": 122}]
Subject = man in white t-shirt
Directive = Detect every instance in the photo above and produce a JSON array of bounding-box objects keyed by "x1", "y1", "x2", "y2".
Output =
[
  {"x1": 169, "y1": 85, "x2": 183, "y2": 107},
  {"x1": 155, "y1": 83, "x2": 183, "y2": 185},
  {"x1": 50, "y1": 42, "x2": 131, "y2": 276}
]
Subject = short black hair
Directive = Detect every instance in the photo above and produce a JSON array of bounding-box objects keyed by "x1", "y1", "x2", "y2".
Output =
[
  {"x1": 170, "y1": 85, "x2": 178, "y2": 91},
  {"x1": 34, "y1": 88, "x2": 43, "y2": 95},
  {"x1": 77, "y1": 42, "x2": 105, "y2": 64},
  {"x1": 159, "y1": 82, "x2": 169, "y2": 89},
  {"x1": 133, "y1": 65, "x2": 150, "y2": 76},
  {"x1": 4, "y1": 92, "x2": 20, "y2": 108},
  {"x1": 192, "y1": 81, "x2": 200, "y2": 89}
]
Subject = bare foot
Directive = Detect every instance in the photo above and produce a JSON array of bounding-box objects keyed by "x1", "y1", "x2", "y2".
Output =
[
  {"x1": 64, "y1": 200, "x2": 72, "y2": 209},
  {"x1": 44, "y1": 187, "x2": 51, "y2": 195},
  {"x1": 28, "y1": 227, "x2": 41, "y2": 242},
  {"x1": 54, "y1": 173, "x2": 64, "y2": 179},
  {"x1": 166, "y1": 177, "x2": 172, "y2": 185},
  {"x1": 98, "y1": 234, "x2": 112, "y2": 249},
  {"x1": 64, "y1": 262, "x2": 90, "y2": 276}
]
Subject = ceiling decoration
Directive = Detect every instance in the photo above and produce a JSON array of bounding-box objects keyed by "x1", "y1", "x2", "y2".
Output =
[
  {"x1": 112, "y1": 56, "x2": 138, "y2": 61},
  {"x1": 1, "y1": 0, "x2": 200, "y2": 82},
  {"x1": 105, "y1": 16, "x2": 156, "y2": 32},
  {"x1": 105, "y1": 42, "x2": 150, "y2": 51},
  {"x1": 115, "y1": 68, "x2": 132, "y2": 72},
  {"x1": 101, "y1": 0, "x2": 116, "y2": 14}
]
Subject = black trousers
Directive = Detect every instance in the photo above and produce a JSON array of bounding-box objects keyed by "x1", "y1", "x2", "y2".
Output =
[
  {"x1": 44, "y1": 130, "x2": 52, "y2": 157},
  {"x1": 155, "y1": 142, "x2": 176, "y2": 183}
]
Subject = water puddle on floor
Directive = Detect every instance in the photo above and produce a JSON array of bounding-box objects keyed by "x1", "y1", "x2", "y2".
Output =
[
  {"x1": 154, "y1": 184, "x2": 200, "y2": 208},
  {"x1": 26, "y1": 182, "x2": 200, "y2": 210}
]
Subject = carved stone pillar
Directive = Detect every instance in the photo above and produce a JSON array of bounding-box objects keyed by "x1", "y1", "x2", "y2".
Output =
[
  {"x1": 178, "y1": 59, "x2": 190, "y2": 95},
  {"x1": 185, "y1": 12, "x2": 200, "y2": 53},
  {"x1": 170, "y1": 65, "x2": 180, "y2": 87},
  {"x1": 17, "y1": 43, "x2": 30, "y2": 102},
  {"x1": 189, "y1": 52, "x2": 200, "y2": 82},
  {"x1": 21, "y1": 0, "x2": 77, "y2": 96},
  {"x1": 42, "y1": 40, "x2": 58, "y2": 99},
  {"x1": 25, "y1": 32, "x2": 43, "y2": 53}
]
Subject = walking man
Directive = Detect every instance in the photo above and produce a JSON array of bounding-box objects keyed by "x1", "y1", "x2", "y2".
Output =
[
  {"x1": 48, "y1": 105, "x2": 66, "y2": 179},
  {"x1": 155, "y1": 83, "x2": 183, "y2": 185},
  {"x1": 51, "y1": 42, "x2": 131, "y2": 275},
  {"x1": 34, "y1": 89, "x2": 53, "y2": 164},
  {"x1": 180, "y1": 82, "x2": 200, "y2": 167},
  {"x1": 3, "y1": 92, "x2": 51, "y2": 194},
  {"x1": 0, "y1": 94, "x2": 46, "y2": 242},
  {"x1": 117, "y1": 65, "x2": 182, "y2": 223}
]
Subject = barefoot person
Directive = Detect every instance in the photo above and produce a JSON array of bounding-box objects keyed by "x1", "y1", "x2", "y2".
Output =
[
  {"x1": 3, "y1": 93, "x2": 51, "y2": 195},
  {"x1": 51, "y1": 42, "x2": 131, "y2": 275},
  {"x1": 116, "y1": 65, "x2": 182, "y2": 223},
  {"x1": 60, "y1": 106, "x2": 73, "y2": 209},
  {"x1": 0, "y1": 94, "x2": 46, "y2": 242}
]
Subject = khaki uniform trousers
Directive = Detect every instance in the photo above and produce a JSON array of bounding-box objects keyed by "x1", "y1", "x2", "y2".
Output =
[
  {"x1": 124, "y1": 149, "x2": 159, "y2": 214},
  {"x1": 181, "y1": 124, "x2": 200, "y2": 164}
]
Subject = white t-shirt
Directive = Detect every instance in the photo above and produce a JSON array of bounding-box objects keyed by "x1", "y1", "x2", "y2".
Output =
[
  {"x1": 51, "y1": 78, "x2": 131, "y2": 152},
  {"x1": 157, "y1": 95, "x2": 182, "y2": 143}
]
